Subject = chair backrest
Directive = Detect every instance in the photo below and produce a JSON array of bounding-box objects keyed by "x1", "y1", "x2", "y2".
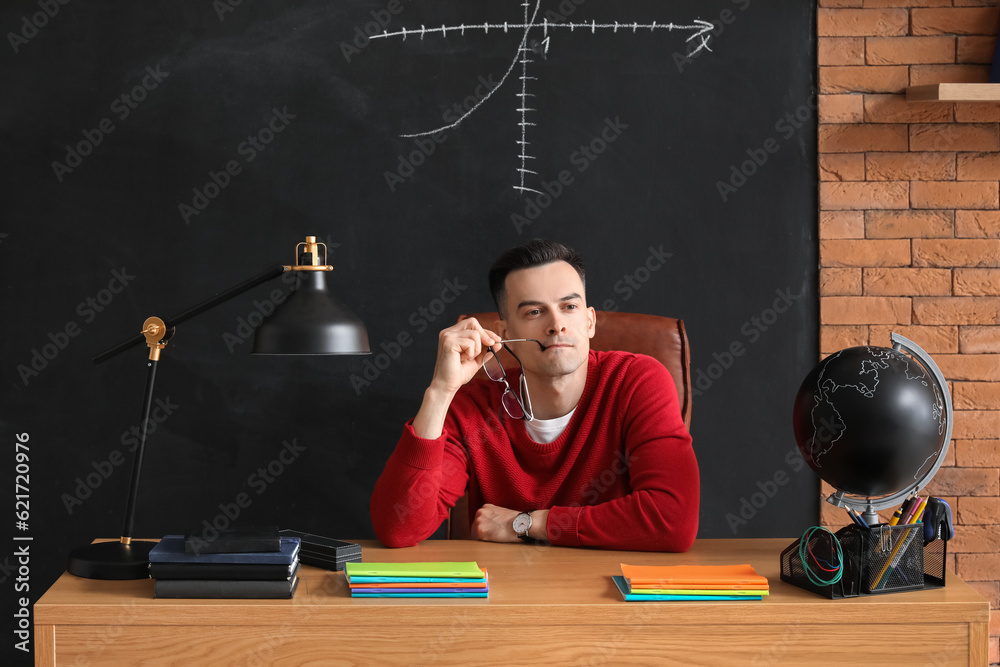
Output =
[{"x1": 447, "y1": 311, "x2": 692, "y2": 539}]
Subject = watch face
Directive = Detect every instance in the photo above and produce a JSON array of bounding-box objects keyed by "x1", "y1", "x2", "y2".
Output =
[{"x1": 512, "y1": 513, "x2": 531, "y2": 535}]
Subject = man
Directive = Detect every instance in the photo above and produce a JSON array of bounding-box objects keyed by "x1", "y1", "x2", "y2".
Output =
[{"x1": 370, "y1": 240, "x2": 699, "y2": 551}]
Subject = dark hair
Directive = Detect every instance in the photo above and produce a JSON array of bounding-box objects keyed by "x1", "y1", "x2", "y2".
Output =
[{"x1": 488, "y1": 239, "x2": 586, "y2": 318}]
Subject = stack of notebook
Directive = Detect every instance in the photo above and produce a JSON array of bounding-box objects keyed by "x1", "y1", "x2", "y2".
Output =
[
  {"x1": 345, "y1": 561, "x2": 489, "y2": 598},
  {"x1": 613, "y1": 563, "x2": 769, "y2": 601},
  {"x1": 148, "y1": 534, "x2": 301, "y2": 599}
]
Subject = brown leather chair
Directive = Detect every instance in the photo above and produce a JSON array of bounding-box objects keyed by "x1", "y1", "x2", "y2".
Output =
[{"x1": 447, "y1": 311, "x2": 692, "y2": 539}]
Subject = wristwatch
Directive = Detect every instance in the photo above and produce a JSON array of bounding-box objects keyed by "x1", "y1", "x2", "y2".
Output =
[{"x1": 512, "y1": 512, "x2": 533, "y2": 541}]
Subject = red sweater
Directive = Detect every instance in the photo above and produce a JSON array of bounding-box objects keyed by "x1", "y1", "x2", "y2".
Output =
[{"x1": 370, "y1": 350, "x2": 699, "y2": 551}]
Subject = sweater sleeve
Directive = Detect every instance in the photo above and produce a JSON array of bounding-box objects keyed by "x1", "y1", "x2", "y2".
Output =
[
  {"x1": 370, "y1": 421, "x2": 470, "y2": 548},
  {"x1": 546, "y1": 356, "x2": 700, "y2": 552}
]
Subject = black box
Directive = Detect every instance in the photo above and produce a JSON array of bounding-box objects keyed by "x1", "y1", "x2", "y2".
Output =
[{"x1": 279, "y1": 529, "x2": 362, "y2": 571}]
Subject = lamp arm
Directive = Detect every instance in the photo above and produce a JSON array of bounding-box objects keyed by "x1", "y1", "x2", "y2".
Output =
[
  {"x1": 93, "y1": 264, "x2": 287, "y2": 364},
  {"x1": 120, "y1": 356, "x2": 159, "y2": 543}
]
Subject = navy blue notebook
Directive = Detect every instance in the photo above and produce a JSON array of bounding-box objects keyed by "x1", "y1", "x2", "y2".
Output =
[
  {"x1": 155, "y1": 574, "x2": 299, "y2": 599},
  {"x1": 149, "y1": 535, "x2": 300, "y2": 565}
]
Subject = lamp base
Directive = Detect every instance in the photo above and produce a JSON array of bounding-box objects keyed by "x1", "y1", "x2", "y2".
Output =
[{"x1": 67, "y1": 540, "x2": 156, "y2": 580}]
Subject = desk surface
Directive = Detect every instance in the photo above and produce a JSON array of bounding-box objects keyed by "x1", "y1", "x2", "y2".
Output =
[{"x1": 35, "y1": 538, "x2": 989, "y2": 666}]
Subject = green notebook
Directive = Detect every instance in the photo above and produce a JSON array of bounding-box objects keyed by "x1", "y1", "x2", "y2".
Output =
[{"x1": 345, "y1": 561, "x2": 484, "y2": 579}]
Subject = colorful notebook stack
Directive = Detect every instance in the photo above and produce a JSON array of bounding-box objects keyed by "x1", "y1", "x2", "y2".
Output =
[
  {"x1": 345, "y1": 561, "x2": 489, "y2": 598},
  {"x1": 148, "y1": 534, "x2": 301, "y2": 599},
  {"x1": 614, "y1": 563, "x2": 769, "y2": 601}
]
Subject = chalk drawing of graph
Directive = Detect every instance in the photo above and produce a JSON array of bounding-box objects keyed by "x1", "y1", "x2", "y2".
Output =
[{"x1": 370, "y1": 0, "x2": 714, "y2": 195}]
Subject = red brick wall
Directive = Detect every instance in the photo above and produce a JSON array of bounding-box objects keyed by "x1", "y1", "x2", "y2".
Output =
[{"x1": 817, "y1": 2, "x2": 1000, "y2": 662}]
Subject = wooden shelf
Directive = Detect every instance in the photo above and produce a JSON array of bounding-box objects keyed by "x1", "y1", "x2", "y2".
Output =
[{"x1": 906, "y1": 83, "x2": 1000, "y2": 102}]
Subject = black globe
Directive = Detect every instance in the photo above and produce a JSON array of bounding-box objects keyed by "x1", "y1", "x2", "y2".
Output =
[{"x1": 792, "y1": 346, "x2": 947, "y2": 497}]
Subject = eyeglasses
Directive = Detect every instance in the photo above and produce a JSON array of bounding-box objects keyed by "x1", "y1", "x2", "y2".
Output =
[{"x1": 482, "y1": 339, "x2": 543, "y2": 421}]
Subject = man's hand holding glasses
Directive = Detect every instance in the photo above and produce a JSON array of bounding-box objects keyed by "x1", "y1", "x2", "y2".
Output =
[{"x1": 413, "y1": 318, "x2": 504, "y2": 439}]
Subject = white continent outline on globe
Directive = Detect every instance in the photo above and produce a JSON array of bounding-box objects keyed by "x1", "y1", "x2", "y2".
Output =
[{"x1": 807, "y1": 348, "x2": 937, "y2": 470}]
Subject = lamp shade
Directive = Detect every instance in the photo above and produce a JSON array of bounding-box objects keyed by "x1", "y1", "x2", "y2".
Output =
[{"x1": 252, "y1": 270, "x2": 370, "y2": 355}]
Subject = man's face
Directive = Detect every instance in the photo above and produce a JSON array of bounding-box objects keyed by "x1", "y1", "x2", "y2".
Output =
[{"x1": 497, "y1": 261, "x2": 596, "y2": 379}]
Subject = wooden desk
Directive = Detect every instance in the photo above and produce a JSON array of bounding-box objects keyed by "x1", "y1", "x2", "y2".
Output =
[{"x1": 34, "y1": 538, "x2": 988, "y2": 666}]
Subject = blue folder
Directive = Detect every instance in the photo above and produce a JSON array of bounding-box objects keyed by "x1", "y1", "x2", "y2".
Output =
[{"x1": 149, "y1": 535, "x2": 300, "y2": 565}]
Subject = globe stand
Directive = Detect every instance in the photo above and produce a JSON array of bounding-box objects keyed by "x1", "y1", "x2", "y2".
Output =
[{"x1": 822, "y1": 333, "x2": 954, "y2": 522}]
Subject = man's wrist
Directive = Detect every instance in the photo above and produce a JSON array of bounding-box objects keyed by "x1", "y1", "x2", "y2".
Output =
[
  {"x1": 412, "y1": 385, "x2": 458, "y2": 439},
  {"x1": 424, "y1": 381, "x2": 458, "y2": 411},
  {"x1": 528, "y1": 509, "x2": 549, "y2": 542}
]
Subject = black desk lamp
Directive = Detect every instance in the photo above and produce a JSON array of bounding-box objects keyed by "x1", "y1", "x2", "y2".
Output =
[{"x1": 67, "y1": 236, "x2": 370, "y2": 579}]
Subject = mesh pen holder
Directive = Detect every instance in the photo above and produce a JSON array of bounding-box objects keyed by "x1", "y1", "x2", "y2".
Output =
[{"x1": 781, "y1": 524, "x2": 946, "y2": 599}]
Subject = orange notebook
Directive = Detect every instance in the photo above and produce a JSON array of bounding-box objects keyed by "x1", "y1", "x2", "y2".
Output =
[
  {"x1": 629, "y1": 581, "x2": 770, "y2": 591},
  {"x1": 620, "y1": 563, "x2": 768, "y2": 588}
]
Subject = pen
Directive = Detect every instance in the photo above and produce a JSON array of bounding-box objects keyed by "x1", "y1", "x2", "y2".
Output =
[
  {"x1": 886, "y1": 505, "x2": 904, "y2": 527},
  {"x1": 888, "y1": 493, "x2": 915, "y2": 527},
  {"x1": 900, "y1": 496, "x2": 923, "y2": 525},
  {"x1": 893, "y1": 495, "x2": 916, "y2": 526}
]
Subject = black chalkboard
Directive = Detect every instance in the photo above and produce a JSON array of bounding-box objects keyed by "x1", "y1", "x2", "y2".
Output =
[{"x1": 2, "y1": 1, "x2": 816, "y2": 662}]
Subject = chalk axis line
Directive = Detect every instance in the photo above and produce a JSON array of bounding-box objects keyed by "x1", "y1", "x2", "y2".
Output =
[{"x1": 370, "y1": 1, "x2": 715, "y2": 195}]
